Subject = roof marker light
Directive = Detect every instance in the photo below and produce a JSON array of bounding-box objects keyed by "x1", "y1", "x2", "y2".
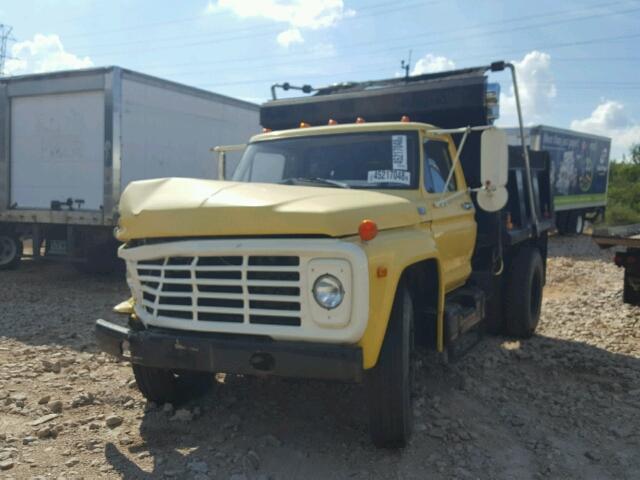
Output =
[
  {"x1": 358, "y1": 219, "x2": 378, "y2": 241},
  {"x1": 328, "y1": 119, "x2": 338, "y2": 125},
  {"x1": 356, "y1": 117, "x2": 366, "y2": 124},
  {"x1": 262, "y1": 127, "x2": 272, "y2": 133},
  {"x1": 401, "y1": 115, "x2": 410, "y2": 122},
  {"x1": 300, "y1": 121, "x2": 311, "y2": 128}
]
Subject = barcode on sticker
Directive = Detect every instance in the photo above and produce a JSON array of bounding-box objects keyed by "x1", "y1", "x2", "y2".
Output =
[
  {"x1": 367, "y1": 170, "x2": 411, "y2": 185},
  {"x1": 392, "y1": 135, "x2": 408, "y2": 170}
]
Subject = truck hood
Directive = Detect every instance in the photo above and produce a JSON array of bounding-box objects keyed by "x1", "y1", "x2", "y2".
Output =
[{"x1": 116, "y1": 178, "x2": 420, "y2": 241}]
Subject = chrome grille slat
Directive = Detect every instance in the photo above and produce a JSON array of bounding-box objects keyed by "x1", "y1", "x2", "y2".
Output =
[{"x1": 135, "y1": 254, "x2": 302, "y2": 327}]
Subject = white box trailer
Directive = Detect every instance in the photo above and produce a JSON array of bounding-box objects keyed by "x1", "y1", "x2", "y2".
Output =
[{"x1": 0, "y1": 67, "x2": 259, "y2": 270}]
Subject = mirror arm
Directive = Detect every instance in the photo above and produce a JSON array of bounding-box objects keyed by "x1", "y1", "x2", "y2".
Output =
[
  {"x1": 506, "y1": 62, "x2": 539, "y2": 234},
  {"x1": 437, "y1": 126, "x2": 470, "y2": 206},
  {"x1": 211, "y1": 144, "x2": 247, "y2": 181},
  {"x1": 434, "y1": 188, "x2": 470, "y2": 208}
]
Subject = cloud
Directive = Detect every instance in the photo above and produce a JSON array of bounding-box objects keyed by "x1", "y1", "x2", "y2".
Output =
[
  {"x1": 497, "y1": 51, "x2": 556, "y2": 126},
  {"x1": 411, "y1": 54, "x2": 455, "y2": 75},
  {"x1": 571, "y1": 100, "x2": 640, "y2": 160},
  {"x1": 207, "y1": 0, "x2": 355, "y2": 47},
  {"x1": 277, "y1": 28, "x2": 304, "y2": 47},
  {"x1": 5, "y1": 34, "x2": 93, "y2": 75}
]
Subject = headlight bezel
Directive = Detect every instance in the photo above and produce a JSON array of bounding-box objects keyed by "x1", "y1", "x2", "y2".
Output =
[{"x1": 312, "y1": 273, "x2": 345, "y2": 310}]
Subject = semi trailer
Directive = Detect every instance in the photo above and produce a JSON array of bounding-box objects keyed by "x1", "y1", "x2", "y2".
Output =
[
  {"x1": 0, "y1": 67, "x2": 259, "y2": 271},
  {"x1": 506, "y1": 125, "x2": 611, "y2": 235},
  {"x1": 95, "y1": 61, "x2": 553, "y2": 447}
]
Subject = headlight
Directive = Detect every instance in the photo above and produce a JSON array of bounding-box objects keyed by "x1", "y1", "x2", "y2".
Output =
[{"x1": 312, "y1": 274, "x2": 344, "y2": 310}]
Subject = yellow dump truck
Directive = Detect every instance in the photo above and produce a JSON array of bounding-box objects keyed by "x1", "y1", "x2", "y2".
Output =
[{"x1": 96, "y1": 61, "x2": 554, "y2": 447}]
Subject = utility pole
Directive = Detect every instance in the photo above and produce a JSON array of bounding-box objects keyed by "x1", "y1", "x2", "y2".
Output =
[
  {"x1": 0, "y1": 24, "x2": 15, "y2": 77},
  {"x1": 400, "y1": 50, "x2": 412, "y2": 80}
]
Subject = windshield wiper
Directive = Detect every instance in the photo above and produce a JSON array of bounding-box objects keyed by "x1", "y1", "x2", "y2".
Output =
[{"x1": 279, "y1": 177, "x2": 350, "y2": 188}]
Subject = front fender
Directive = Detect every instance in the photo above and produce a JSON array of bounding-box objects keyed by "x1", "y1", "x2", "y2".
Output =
[{"x1": 348, "y1": 225, "x2": 443, "y2": 369}]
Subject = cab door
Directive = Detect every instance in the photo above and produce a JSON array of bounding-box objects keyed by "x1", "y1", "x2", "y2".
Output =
[{"x1": 421, "y1": 135, "x2": 476, "y2": 291}]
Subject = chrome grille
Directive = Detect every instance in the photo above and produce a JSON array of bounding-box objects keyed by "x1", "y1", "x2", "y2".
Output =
[{"x1": 135, "y1": 255, "x2": 302, "y2": 326}]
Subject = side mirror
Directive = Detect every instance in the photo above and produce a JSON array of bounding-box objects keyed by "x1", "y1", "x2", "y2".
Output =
[
  {"x1": 478, "y1": 128, "x2": 509, "y2": 212},
  {"x1": 480, "y1": 128, "x2": 508, "y2": 188}
]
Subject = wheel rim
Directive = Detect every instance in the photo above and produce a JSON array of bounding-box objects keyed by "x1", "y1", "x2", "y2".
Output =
[
  {"x1": 575, "y1": 215, "x2": 583, "y2": 234},
  {"x1": 0, "y1": 235, "x2": 17, "y2": 266}
]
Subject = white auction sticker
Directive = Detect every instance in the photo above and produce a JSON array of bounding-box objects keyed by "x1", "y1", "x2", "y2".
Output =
[
  {"x1": 367, "y1": 169, "x2": 411, "y2": 185},
  {"x1": 391, "y1": 135, "x2": 408, "y2": 170}
]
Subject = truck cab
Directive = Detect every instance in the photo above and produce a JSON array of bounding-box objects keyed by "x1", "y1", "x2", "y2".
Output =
[{"x1": 96, "y1": 61, "x2": 552, "y2": 448}]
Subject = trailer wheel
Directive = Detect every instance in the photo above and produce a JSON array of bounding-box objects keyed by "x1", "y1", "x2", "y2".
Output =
[
  {"x1": 504, "y1": 247, "x2": 544, "y2": 338},
  {"x1": 565, "y1": 212, "x2": 584, "y2": 235},
  {"x1": 0, "y1": 233, "x2": 23, "y2": 270},
  {"x1": 365, "y1": 282, "x2": 414, "y2": 448},
  {"x1": 623, "y1": 270, "x2": 640, "y2": 306},
  {"x1": 555, "y1": 212, "x2": 568, "y2": 235},
  {"x1": 132, "y1": 364, "x2": 214, "y2": 404}
]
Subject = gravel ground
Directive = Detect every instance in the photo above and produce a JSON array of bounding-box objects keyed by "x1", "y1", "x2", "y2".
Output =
[{"x1": 0, "y1": 235, "x2": 639, "y2": 480}]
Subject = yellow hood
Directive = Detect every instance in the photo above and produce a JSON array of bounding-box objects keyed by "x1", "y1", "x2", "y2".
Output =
[{"x1": 116, "y1": 178, "x2": 421, "y2": 241}]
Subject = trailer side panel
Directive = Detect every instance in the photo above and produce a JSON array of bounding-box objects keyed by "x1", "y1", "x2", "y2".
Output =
[{"x1": 120, "y1": 76, "x2": 259, "y2": 189}]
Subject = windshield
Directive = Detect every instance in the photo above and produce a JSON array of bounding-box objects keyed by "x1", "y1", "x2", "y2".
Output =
[{"x1": 232, "y1": 131, "x2": 419, "y2": 189}]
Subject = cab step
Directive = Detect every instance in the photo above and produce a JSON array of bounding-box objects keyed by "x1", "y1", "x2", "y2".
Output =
[{"x1": 443, "y1": 286, "x2": 485, "y2": 361}]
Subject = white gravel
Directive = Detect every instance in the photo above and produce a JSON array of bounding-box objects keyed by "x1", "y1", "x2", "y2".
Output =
[{"x1": 0, "y1": 235, "x2": 638, "y2": 479}]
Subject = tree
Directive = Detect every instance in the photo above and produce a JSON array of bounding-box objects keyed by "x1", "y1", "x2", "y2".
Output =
[{"x1": 631, "y1": 143, "x2": 640, "y2": 165}]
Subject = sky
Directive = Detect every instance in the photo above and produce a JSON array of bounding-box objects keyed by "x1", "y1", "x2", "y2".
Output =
[{"x1": 1, "y1": 0, "x2": 639, "y2": 159}]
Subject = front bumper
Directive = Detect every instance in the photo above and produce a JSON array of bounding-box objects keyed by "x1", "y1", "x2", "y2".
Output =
[{"x1": 95, "y1": 319, "x2": 363, "y2": 383}]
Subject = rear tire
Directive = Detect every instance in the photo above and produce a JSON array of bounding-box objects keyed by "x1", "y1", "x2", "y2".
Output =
[
  {"x1": 0, "y1": 233, "x2": 22, "y2": 270},
  {"x1": 132, "y1": 364, "x2": 214, "y2": 404},
  {"x1": 365, "y1": 283, "x2": 414, "y2": 448},
  {"x1": 504, "y1": 247, "x2": 544, "y2": 338}
]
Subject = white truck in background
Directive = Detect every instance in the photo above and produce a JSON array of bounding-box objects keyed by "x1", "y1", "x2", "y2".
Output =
[
  {"x1": 0, "y1": 67, "x2": 259, "y2": 271},
  {"x1": 506, "y1": 125, "x2": 611, "y2": 235}
]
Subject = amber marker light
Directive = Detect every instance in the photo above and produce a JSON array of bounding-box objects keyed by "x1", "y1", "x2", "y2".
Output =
[
  {"x1": 355, "y1": 117, "x2": 366, "y2": 124},
  {"x1": 300, "y1": 121, "x2": 311, "y2": 128},
  {"x1": 262, "y1": 127, "x2": 272, "y2": 133},
  {"x1": 328, "y1": 119, "x2": 338, "y2": 125},
  {"x1": 358, "y1": 219, "x2": 378, "y2": 241},
  {"x1": 400, "y1": 115, "x2": 410, "y2": 122},
  {"x1": 376, "y1": 266, "x2": 388, "y2": 278}
]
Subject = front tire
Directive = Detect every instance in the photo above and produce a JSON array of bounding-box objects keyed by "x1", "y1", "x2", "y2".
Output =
[
  {"x1": 132, "y1": 364, "x2": 214, "y2": 404},
  {"x1": 504, "y1": 247, "x2": 544, "y2": 338},
  {"x1": 0, "y1": 233, "x2": 22, "y2": 270},
  {"x1": 365, "y1": 283, "x2": 414, "y2": 448}
]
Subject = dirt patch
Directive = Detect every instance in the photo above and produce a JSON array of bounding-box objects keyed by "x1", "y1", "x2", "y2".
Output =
[{"x1": 0, "y1": 236, "x2": 638, "y2": 479}]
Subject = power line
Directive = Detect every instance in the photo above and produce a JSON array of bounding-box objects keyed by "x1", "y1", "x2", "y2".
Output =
[
  {"x1": 65, "y1": 0, "x2": 640, "y2": 61},
  {"x1": 62, "y1": 0, "x2": 439, "y2": 44}
]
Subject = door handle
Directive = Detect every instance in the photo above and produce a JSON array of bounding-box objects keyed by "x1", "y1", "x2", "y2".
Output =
[{"x1": 461, "y1": 202, "x2": 474, "y2": 210}]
